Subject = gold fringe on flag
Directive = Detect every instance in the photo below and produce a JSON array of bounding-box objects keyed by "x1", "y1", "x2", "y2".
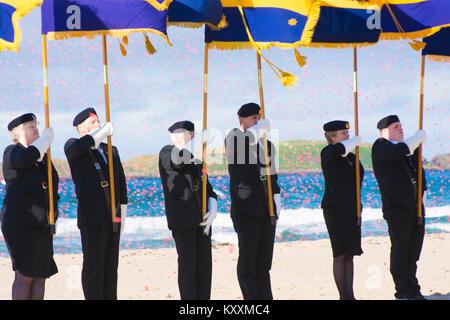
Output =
[
  {"x1": 294, "y1": 49, "x2": 307, "y2": 67},
  {"x1": 426, "y1": 54, "x2": 450, "y2": 63},
  {"x1": 144, "y1": 0, "x2": 173, "y2": 11},
  {"x1": 144, "y1": 32, "x2": 157, "y2": 55}
]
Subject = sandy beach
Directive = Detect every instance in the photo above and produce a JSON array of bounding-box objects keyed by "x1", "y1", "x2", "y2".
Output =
[{"x1": 0, "y1": 233, "x2": 448, "y2": 300}]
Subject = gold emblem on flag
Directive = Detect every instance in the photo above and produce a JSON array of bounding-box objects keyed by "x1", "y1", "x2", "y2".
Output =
[{"x1": 288, "y1": 18, "x2": 297, "y2": 26}]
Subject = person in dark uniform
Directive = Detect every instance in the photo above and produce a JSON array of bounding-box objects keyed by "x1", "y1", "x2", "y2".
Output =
[
  {"x1": 64, "y1": 107, "x2": 128, "y2": 300},
  {"x1": 159, "y1": 120, "x2": 218, "y2": 300},
  {"x1": 372, "y1": 115, "x2": 427, "y2": 300},
  {"x1": 320, "y1": 120, "x2": 364, "y2": 300},
  {"x1": 224, "y1": 103, "x2": 281, "y2": 300},
  {"x1": 1, "y1": 113, "x2": 59, "y2": 300}
]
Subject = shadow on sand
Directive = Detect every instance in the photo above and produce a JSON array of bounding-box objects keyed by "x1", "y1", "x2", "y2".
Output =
[{"x1": 426, "y1": 292, "x2": 450, "y2": 300}]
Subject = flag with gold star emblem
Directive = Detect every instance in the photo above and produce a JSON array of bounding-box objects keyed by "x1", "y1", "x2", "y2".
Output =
[{"x1": 205, "y1": 0, "x2": 321, "y2": 50}]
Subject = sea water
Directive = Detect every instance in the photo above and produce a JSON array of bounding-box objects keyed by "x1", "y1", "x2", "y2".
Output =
[{"x1": 0, "y1": 171, "x2": 449, "y2": 255}]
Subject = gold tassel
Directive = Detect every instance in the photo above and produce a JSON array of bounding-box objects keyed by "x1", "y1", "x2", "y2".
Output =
[
  {"x1": 294, "y1": 49, "x2": 307, "y2": 67},
  {"x1": 206, "y1": 14, "x2": 229, "y2": 31},
  {"x1": 279, "y1": 71, "x2": 298, "y2": 87},
  {"x1": 409, "y1": 40, "x2": 427, "y2": 51},
  {"x1": 236, "y1": 5, "x2": 298, "y2": 87},
  {"x1": 144, "y1": 33, "x2": 157, "y2": 55},
  {"x1": 122, "y1": 36, "x2": 128, "y2": 46},
  {"x1": 119, "y1": 42, "x2": 127, "y2": 56}
]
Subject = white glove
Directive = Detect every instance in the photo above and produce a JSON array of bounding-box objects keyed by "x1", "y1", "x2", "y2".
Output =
[
  {"x1": 248, "y1": 119, "x2": 271, "y2": 145},
  {"x1": 422, "y1": 191, "x2": 427, "y2": 207},
  {"x1": 31, "y1": 127, "x2": 54, "y2": 161},
  {"x1": 183, "y1": 129, "x2": 210, "y2": 160},
  {"x1": 89, "y1": 122, "x2": 114, "y2": 149},
  {"x1": 120, "y1": 204, "x2": 127, "y2": 235},
  {"x1": 403, "y1": 130, "x2": 426, "y2": 155},
  {"x1": 340, "y1": 136, "x2": 362, "y2": 157},
  {"x1": 200, "y1": 197, "x2": 218, "y2": 235},
  {"x1": 273, "y1": 193, "x2": 281, "y2": 219}
]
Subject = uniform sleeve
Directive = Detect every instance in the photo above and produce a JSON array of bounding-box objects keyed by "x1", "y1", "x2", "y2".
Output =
[
  {"x1": 359, "y1": 161, "x2": 365, "y2": 184},
  {"x1": 412, "y1": 148, "x2": 427, "y2": 192},
  {"x1": 4, "y1": 144, "x2": 40, "y2": 170},
  {"x1": 50, "y1": 161, "x2": 61, "y2": 216},
  {"x1": 266, "y1": 141, "x2": 281, "y2": 194},
  {"x1": 206, "y1": 177, "x2": 218, "y2": 200},
  {"x1": 320, "y1": 143, "x2": 345, "y2": 164},
  {"x1": 64, "y1": 136, "x2": 95, "y2": 161},
  {"x1": 371, "y1": 139, "x2": 410, "y2": 162},
  {"x1": 114, "y1": 147, "x2": 128, "y2": 205},
  {"x1": 270, "y1": 173, "x2": 281, "y2": 195}
]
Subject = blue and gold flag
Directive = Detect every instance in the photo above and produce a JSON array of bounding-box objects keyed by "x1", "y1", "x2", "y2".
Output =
[
  {"x1": 205, "y1": 0, "x2": 320, "y2": 50},
  {"x1": 422, "y1": 26, "x2": 450, "y2": 62},
  {"x1": 168, "y1": 0, "x2": 227, "y2": 29},
  {"x1": 304, "y1": 0, "x2": 450, "y2": 49},
  {"x1": 204, "y1": 0, "x2": 322, "y2": 87},
  {"x1": 0, "y1": 0, "x2": 42, "y2": 52},
  {"x1": 41, "y1": 0, "x2": 171, "y2": 46},
  {"x1": 308, "y1": 0, "x2": 382, "y2": 48},
  {"x1": 381, "y1": 0, "x2": 450, "y2": 40}
]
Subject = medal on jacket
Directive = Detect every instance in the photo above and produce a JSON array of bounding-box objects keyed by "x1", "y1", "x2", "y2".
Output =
[{"x1": 95, "y1": 162, "x2": 101, "y2": 170}]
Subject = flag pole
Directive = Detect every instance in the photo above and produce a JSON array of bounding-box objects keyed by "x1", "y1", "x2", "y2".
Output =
[
  {"x1": 201, "y1": 43, "x2": 209, "y2": 219},
  {"x1": 42, "y1": 34, "x2": 56, "y2": 235},
  {"x1": 102, "y1": 35, "x2": 119, "y2": 232},
  {"x1": 257, "y1": 52, "x2": 276, "y2": 225},
  {"x1": 417, "y1": 55, "x2": 425, "y2": 226},
  {"x1": 353, "y1": 48, "x2": 362, "y2": 226}
]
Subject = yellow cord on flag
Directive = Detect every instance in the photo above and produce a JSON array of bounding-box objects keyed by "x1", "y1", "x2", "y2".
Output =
[
  {"x1": 384, "y1": 3, "x2": 427, "y2": 50},
  {"x1": 236, "y1": 5, "x2": 298, "y2": 87}
]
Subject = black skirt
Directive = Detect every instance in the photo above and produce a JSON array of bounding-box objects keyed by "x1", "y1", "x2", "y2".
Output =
[
  {"x1": 323, "y1": 208, "x2": 363, "y2": 258},
  {"x1": 1, "y1": 220, "x2": 58, "y2": 278}
]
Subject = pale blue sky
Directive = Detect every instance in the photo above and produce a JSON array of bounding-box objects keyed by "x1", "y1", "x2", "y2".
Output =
[{"x1": 0, "y1": 9, "x2": 448, "y2": 161}]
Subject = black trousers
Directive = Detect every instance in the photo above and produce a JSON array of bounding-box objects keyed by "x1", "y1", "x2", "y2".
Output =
[
  {"x1": 79, "y1": 224, "x2": 120, "y2": 300},
  {"x1": 231, "y1": 214, "x2": 276, "y2": 300},
  {"x1": 383, "y1": 206, "x2": 425, "y2": 299},
  {"x1": 171, "y1": 227, "x2": 212, "y2": 300}
]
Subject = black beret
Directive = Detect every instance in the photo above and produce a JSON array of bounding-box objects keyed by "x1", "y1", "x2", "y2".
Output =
[
  {"x1": 323, "y1": 120, "x2": 349, "y2": 132},
  {"x1": 377, "y1": 115, "x2": 400, "y2": 130},
  {"x1": 237, "y1": 102, "x2": 261, "y2": 117},
  {"x1": 168, "y1": 120, "x2": 195, "y2": 133},
  {"x1": 8, "y1": 113, "x2": 37, "y2": 131},
  {"x1": 73, "y1": 107, "x2": 97, "y2": 127}
]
